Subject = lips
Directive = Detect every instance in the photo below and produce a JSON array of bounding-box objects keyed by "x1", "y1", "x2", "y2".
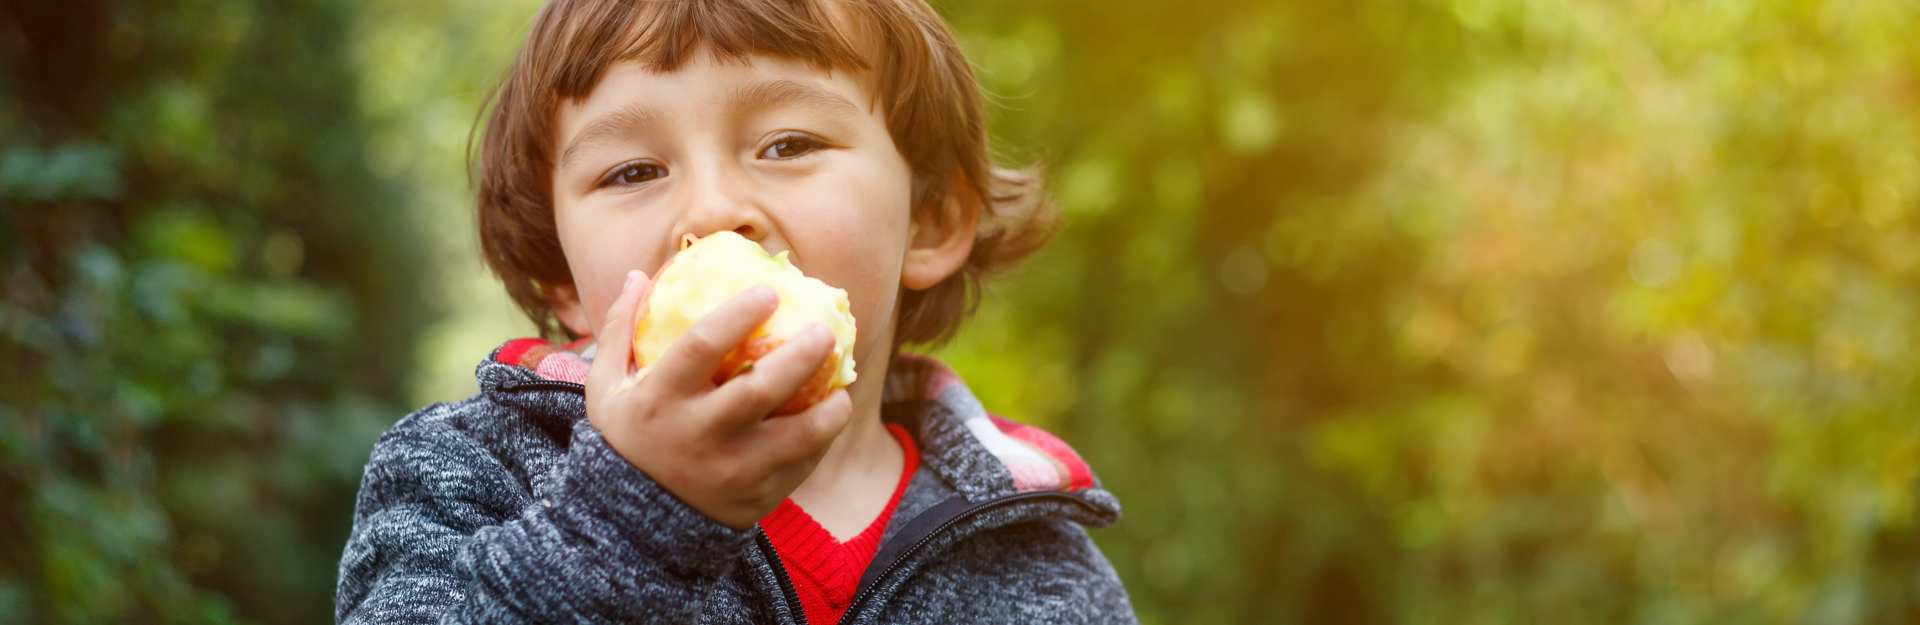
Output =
[{"x1": 632, "y1": 231, "x2": 858, "y2": 414}]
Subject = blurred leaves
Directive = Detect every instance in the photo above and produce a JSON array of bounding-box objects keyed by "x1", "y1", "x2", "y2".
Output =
[
  {"x1": 1, "y1": 144, "x2": 124, "y2": 202},
  {"x1": 6, "y1": 0, "x2": 1920, "y2": 623},
  {"x1": 930, "y1": 0, "x2": 1920, "y2": 623},
  {"x1": 1, "y1": 0, "x2": 424, "y2": 622}
]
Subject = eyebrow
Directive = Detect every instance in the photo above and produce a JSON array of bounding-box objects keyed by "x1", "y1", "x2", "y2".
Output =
[
  {"x1": 727, "y1": 79, "x2": 864, "y2": 120},
  {"x1": 556, "y1": 79, "x2": 863, "y2": 170},
  {"x1": 559, "y1": 103, "x2": 667, "y2": 169}
]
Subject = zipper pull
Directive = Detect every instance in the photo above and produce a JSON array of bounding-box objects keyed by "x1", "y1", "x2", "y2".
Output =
[{"x1": 494, "y1": 378, "x2": 588, "y2": 394}]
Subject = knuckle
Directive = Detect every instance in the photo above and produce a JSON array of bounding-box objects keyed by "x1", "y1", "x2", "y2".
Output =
[
  {"x1": 793, "y1": 412, "x2": 829, "y2": 445},
  {"x1": 734, "y1": 382, "x2": 775, "y2": 413},
  {"x1": 678, "y1": 331, "x2": 720, "y2": 359}
]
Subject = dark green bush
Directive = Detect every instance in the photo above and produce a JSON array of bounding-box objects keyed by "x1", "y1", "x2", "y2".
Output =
[{"x1": 1, "y1": 1, "x2": 426, "y2": 622}]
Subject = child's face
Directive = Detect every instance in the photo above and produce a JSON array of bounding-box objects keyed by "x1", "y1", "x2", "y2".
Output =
[{"x1": 547, "y1": 49, "x2": 925, "y2": 376}]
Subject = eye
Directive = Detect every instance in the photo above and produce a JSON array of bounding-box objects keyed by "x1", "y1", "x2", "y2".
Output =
[
  {"x1": 599, "y1": 161, "x2": 666, "y2": 188},
  {"x1": 759, "y1": 134, "x2": 823, "y2": 160}
]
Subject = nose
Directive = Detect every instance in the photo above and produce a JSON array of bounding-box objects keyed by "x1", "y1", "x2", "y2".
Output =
[{"x1": 675, "y1": 158, "x2": 770, "y2": 244}]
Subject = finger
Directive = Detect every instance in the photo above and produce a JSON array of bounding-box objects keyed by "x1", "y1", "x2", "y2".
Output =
[
  {"x1": 745, "y1": 387, "x2": 852, "y2": 469},
  {"x1": 587, "y1": 269, "x2": 651, "y2": 395},
  {"x1": 649, "y1": 285, "x2": 779, "y2": 391},
  {"x1": 707, "y1": 323, "x2": 835, "y2": 427}
]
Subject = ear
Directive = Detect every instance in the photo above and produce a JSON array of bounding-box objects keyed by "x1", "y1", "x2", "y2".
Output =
[
  {"x1": 546, "y1": 283, "x2": 595, "y2": 338},
  {"x1": 902, "y1": 169, "x2": 980, "y2": 291}
]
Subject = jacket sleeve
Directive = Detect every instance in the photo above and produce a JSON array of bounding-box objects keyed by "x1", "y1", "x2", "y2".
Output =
[
  {"x1": 335, "y1": 407, "x2": 752, "y2": 624},
  {"x1": 1012, "y1": 519, "x2": 1139, "y2": 625},
  {"x1": 1069, "y1": 521, "x2": 1138, "y2": 625},
  {"x1": 890, "y1": 517, "x2": 1138, "y2": 625}
]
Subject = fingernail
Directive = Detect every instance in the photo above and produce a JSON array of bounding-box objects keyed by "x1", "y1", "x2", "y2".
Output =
[
  {"x1": 752, "y1": 284, "x2": 777, "y2": 305},
  {"x1": 624, "y1": 270, "x2": 641, "y2": 293}
]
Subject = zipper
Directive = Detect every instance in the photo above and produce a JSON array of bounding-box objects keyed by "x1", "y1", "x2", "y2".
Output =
[
  {"x1": 498, "y1": 374, "x2": 1097, "y2": 624},
  {"x1": 496, "y1": 378, "x2": 585, "y2": 394},
  {"x1": 499, "y1": 370, "x2": 808, "y2": 622},
  {"x1": 756, "y1": 529, "x2": 809, "y2": 625},
  {"x1": 498, "y1": 373, "x2": 805, "y2": 625},
  {"x1": 502, "y1": 374, "x2": 808, "y2": 625},
  {"x1": 839, "y1": 490, "x2": 1095, "y2": 624}
]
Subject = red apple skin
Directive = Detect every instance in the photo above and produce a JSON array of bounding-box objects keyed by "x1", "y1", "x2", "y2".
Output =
[
  {"x1": 632, "y1": 236, "x2": 846, "y2": 417},
  {"x1": 715, "y1": 336, "x2": 838, "y2": 416}
]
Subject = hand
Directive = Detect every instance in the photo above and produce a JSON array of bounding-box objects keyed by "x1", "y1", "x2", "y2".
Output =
[{"x1": 584, "y1": 270, "x2": 854, "y2": 529}]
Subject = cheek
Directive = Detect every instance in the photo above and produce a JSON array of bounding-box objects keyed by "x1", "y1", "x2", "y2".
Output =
[
  {"x1": 555, "y1": 198, "x2": 675, "y2": 334},
  {"x1": 830, "y1": 237, "x2": 904, "y2": 375},
  {"x1": 786, "y1": 163, "x2": 914, "y2": 359},
  {"x1": 577, "y1": 273, "x2": 623, "y2": 334},
  {"x1": 847, "y1": 253, "x2": 900, "y2": 351}
]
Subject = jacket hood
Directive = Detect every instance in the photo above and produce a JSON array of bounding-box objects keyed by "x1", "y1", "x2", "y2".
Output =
[{"x1": 473, "y1": 338, "x2": 1119, "y2": 521}]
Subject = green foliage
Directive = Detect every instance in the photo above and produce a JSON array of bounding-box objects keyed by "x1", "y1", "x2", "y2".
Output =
[
  {"x1": 931, "y1": 0, "x2": 1920, "y2": 623},
  {"x1": 0, "y1": 0, "x2": 426, "y2": 623},
  {"x1": 9, "y1": 0, "x2": 1920, "y2": 623}
]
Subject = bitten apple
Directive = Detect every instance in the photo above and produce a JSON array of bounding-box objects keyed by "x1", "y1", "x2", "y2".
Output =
[{"x1": 632, "y1": 231, "x2": 858, "y2": 415}]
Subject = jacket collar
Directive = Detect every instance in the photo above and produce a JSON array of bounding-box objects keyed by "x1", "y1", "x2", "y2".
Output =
[
  {"x1": 882, "y1": 354, "x2": 1102, "y2": 500},
  {"x1": 474, "y1": 339, "x2": 1117, "y2": 519}
]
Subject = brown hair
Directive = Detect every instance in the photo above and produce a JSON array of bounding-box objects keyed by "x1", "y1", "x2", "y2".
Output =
[{"x1": 474, "y1": 0, "x2": 1057, "y2": 348}]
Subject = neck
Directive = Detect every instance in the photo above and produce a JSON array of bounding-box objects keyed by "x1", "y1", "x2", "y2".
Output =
[{"x1": 786, "y1": 344, "x2": 905, "y2": 540}]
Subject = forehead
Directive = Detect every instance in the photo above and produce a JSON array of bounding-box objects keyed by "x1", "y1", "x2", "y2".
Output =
[
  {"x1": 553, "y1": 52, "x2": 882, "y2": 165},
  {"x1": 574, "y1": 51, "x2": 870, "y2": 112},
  {"x1": 543, "y1": 0, "x2": 881, "y2": 100}
]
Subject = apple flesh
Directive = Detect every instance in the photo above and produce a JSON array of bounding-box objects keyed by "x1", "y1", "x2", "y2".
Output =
[{"x1": 632, "y1": 231, "x2": 857, "y2": 415}]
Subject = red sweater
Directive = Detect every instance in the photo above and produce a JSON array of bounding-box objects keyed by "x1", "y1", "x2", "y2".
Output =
[{"x1": 760, "y1": 424, "x2": 920, "y2": 625}]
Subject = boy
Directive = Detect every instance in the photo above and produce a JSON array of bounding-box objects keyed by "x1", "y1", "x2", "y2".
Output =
[{"x1": 335, "y1": 0, "x2": 1133, "y2": 622}]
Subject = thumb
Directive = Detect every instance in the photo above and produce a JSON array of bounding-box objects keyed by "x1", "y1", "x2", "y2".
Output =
[{"x1": 588, "y1": 269, "x2": 652, "y2": 393}]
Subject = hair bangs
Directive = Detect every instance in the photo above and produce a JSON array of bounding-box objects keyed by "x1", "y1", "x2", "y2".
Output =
[{"x1": 551, "y1": 0, "x2": 874, "y2": 100}]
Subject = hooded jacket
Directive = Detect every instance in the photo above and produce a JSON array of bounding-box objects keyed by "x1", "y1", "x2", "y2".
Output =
[{"x1": 335, "y1": 339, "x2": 1135, "y2": 624}]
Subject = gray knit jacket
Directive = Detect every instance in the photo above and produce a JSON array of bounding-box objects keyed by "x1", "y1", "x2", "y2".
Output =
[{"x1": 335, "y1": 340, "x2": 1134, "y2": 624}]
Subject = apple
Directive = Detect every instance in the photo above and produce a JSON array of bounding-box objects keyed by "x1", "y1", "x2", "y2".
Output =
[{"x1": 631, "y1": 231, "x2": 857, "y2": 415}]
